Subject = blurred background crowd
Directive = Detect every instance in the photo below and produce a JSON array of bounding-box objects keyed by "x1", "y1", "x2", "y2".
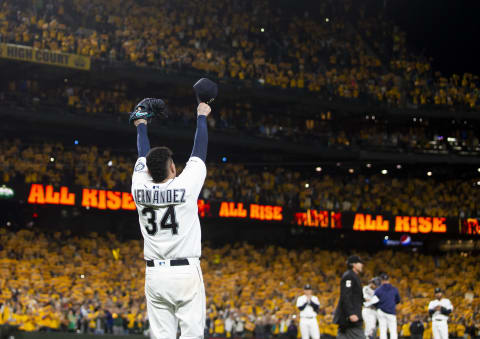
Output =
[
  {"x1": 0, "y1": 229, "x2": 479, "y2": 337},
  {"x1": 1, "y1": 139, "x2": 480, "y2": 217},
  {"x1": 0, "y1": 0, "x2": 479, "y2": 110},
  {"x1": 1, "y1": 78, "x2": 480, "y2": 155}
]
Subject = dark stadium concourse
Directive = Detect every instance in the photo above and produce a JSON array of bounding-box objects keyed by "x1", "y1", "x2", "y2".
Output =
[{"x1": 2, "y1": 0, "x2": 480, "y2": 338}]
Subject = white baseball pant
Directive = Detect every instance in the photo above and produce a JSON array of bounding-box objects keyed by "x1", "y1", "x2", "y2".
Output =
[
  {"x1": 362, "y1": 308, "x2": 377, "y2": 338},
  {"x1": 300, "y1": 317, "x2": 320, "y2": 339},
  {"x1": 432, "y1": 320, "x2": 448, "y2": 339},
  {"x1": 145, "y1": 258, "x2": 205, "y2": 339},
  {"x1": 377, "y1": 309, "x2": 397, "y2": 339}
]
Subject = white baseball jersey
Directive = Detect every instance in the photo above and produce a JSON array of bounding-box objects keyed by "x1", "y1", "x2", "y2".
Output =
[
  {"x1": 131, "y1": 156, "x2": 206, "y2": 260},
  {"x1": 363, "y1": 285, "x2": 375, "y2": 302},
  {"x1": 428, "y1": 298, "x2": 453, "y2": 321},
  {"x1": 296, "y1": 295, "x2": 320, "y2": 318}
]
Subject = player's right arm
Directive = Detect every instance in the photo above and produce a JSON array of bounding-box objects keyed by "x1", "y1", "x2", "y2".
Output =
[
  {"x1": 134, "y1": 119, "x2": 150, "y2": 158},
  {"x1": 296, "y1": 296, "x2": 308, "y2": 311}
]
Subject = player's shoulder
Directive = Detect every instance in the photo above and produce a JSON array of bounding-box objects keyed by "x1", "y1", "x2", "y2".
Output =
[
  {"x1": 186, "y1": 156, "x2": 206, "y2": 170},
  {"x1": 133, "y1": 157, "x2": 147, "y2": 172}
]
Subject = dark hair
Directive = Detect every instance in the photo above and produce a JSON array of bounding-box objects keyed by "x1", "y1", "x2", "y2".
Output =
[{"x1": 146, "y1": 146, "x2": 173, "y2": 183}]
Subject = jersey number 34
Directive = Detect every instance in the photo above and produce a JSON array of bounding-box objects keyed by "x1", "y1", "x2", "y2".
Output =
[{"x1": 142, "y1": 206, "x2": 178, "y2": 235}]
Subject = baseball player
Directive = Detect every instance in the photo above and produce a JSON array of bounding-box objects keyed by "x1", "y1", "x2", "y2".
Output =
[
  {"x1": 130, "y1": 98, "x2": 211, "y2": 339},
  {"x1": 371, "y1": 274, "x2": 400, "y2": 339},
  {"x1": 428, "y1": 288, "x2": 453, "y2": 339},
  {"x1": 362, "y1": 277, "x2": 380, "y2": 339},
  {"x1": 296, "y1": 284, "x2": 321, "y2": 339}
]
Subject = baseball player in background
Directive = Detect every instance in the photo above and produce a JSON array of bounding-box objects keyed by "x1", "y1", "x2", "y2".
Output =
[
  {"x1": 428, "y1": 288, "x2": 453, "y2": 339},
  {"x1": 372, "y1": 274, "x2": 400, "y2": 339},
  {"x1": 362, "y1": 277, "x2": 380, "y2": 339},
  {"x1": 296, "y1": 284, "x2": 321, "y2": 339},
  {"x1": 130, "y1": 98, "x2": 211, "y2": 339}
]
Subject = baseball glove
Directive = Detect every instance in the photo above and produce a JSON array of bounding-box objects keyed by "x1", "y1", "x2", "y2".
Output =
[{"x1": 129, "y1": 98, "x2": 167, "y2": 124}]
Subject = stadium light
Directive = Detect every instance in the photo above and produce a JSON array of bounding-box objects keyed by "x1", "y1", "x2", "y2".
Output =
[
  {"x1": 108, "y1": 160, "x2": 113, "y2": 167},
  {"x1": 366, "y1": 163, "x2": 372, "y2": 168},
  {"x1": 348, "y1": 168, "x2": 354, "y2": 174},
  {"x1": 427, "y1": 171, "x2": 432, "y2": 176},
  {"x1": 381, "y1": 169, "x2": 388, "y2": 175},
  {"x1": 74, "y1": 139, "x2": 79, "y2": 145},
  {"x1": 325, "y1": 18, "x2": 330, "y2": 22},
  {"x1": 305, "y1": 183, "x2": 310, "y2": 188},
  {"x1": 315, "y1": 166, "x2": 322, "y2": 172},
  {"x1": 50, "y1": 157, "x2": 55, "y2": 162},
  {"x1": 477, "y1": 168, "x2": 480, "y2": 173},
  {"x1": 260, "y1": 28, "x2": 265, "y2": 32},
  {"x1": 396, "y1": 164, "x2": 402, "y2": 169}
]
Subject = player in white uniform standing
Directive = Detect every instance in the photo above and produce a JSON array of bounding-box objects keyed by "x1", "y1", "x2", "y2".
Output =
[
  {"x1": 428, "y1": 288, "x2": 453, "y2": 339},
  {"x1": 130, "y1": 97, "x2": 211, "y2": 339},
  {"x1": 296, "y1": 284, "x2": 321, "y2": 339},
  {"x1": 362, "y1": 277, "x2": 380, "y2": 339}
]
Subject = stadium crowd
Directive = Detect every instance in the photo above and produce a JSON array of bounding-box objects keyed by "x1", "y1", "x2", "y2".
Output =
[
  {"x1": 1, "y1": 139, "x2": 480, "y2": 218},
  {"x1": 0, "y1": 229, "x2": 479, "y2": 337},
  {"x1": 1, "y1": 79, "x2": 479, "y2": 156},
  {"x1": 0, "y1": 0, "x2": 479, "y2": 110}
]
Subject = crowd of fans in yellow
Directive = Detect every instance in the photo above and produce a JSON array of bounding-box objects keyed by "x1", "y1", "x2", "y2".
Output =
[
  {"x1": 0, "y1": 0, "x2": 479, "y2": 110},
  {"x1": 1, "y1": 138, "x2": 479, "y2": 217},
  {"x1": 0, "y1": 229, "x2": 479, "y2": 337}
]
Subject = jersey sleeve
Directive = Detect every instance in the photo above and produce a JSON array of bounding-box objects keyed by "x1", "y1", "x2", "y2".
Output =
[
  {"x1": 132, "y1": 157, "x2": 150, "y2": 186},
  {"x1": 177, "y1": 157, "x2": 207, "y2": 198},
  {"x1": 296, "y1": 296, "x2": 304, "y2": 307}
]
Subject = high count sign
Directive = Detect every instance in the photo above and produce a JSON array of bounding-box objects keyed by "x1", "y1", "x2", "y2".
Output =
[{"x1": 25, "y1": 183, "x2": 467, "y2": 235}]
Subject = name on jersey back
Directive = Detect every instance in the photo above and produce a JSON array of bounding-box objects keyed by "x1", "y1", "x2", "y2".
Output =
[{"x1": 133, "y1": 188, "x2": 186, "y2": 205}]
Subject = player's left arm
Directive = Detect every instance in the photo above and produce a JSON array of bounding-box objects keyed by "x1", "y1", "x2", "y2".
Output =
[
  {"x1": 440, "y1": 300, "x2": 453, "y2": 315},
  {"x1": 310, "y1": 296, "x2": 320, "y2": 312},
  {"x1": 134, "y1": 119, "x2": 150, "y2": 158},
  {"x1": 177, "y1": 103, "x2": 211, "y2": 197},
  {"x1": 190, "y1": 103, "x2": 211, "y2": 162}
]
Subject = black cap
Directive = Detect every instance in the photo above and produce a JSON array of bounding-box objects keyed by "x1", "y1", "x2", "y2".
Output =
[
  {"x1": 193, "y1": 78, "x2": 218, "y2": 104},
  {"x1": 380, "y1": 273, "x2": 389, "y2": 281},
  {"x1": 371, "y1": 277, "x2": 381, "y2": 286},
  {"x1": 347, "y1": 255, "x2": 363, "y2": 265},
  {"x1": 434, "y1": 287, "x2": 442, "y2": 293},
  {"x1": 304, "y1": 284, "x2": 312, "y2": 290}
]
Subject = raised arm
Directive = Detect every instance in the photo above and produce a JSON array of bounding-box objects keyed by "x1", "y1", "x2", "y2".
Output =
[
  {"x1": 190, "y1": 103, "x2": 211, "y2": 162},
  {"x1": 134, "y1": 119, "x2": 150, "y2": 158}
]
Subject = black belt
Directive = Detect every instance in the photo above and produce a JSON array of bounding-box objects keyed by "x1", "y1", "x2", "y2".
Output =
[{"x1": 146, "y1": 259, "x2": 189, "y2": 267}]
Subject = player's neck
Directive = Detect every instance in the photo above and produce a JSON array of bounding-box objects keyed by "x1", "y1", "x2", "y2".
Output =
[{"x1": 160, "y1": 174, "x2": 176, "y2": 183}]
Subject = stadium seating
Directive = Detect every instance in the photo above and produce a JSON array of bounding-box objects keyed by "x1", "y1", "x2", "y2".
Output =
[
  {"x1": 1, "y1": 0, "x2": 479, "y2": 110},
  {"x1": 0, "y1": 229, "x2": 479, "y2": 336},
  {"x1": 1, "y1": 139, "x2": 479, "y2": 217}
]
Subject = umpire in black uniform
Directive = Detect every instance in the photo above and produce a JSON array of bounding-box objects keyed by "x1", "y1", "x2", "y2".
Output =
[{"x1": 334, "y1": 255, "x2": 366, "y2": 339}]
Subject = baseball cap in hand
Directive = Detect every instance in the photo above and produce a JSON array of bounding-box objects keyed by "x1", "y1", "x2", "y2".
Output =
[{"x1": 193, "y1": 78, "x2": 218, "y2": 104}]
